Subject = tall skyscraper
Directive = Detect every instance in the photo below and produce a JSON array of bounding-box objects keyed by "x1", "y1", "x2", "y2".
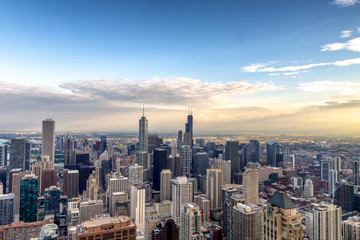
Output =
[
  {"x1": 63, "y1": 170, "x2": 79, "y2": 198},
  {"x1": 0, "y1": 193, "x2": 15, "y2": 226},
  {"x1": 153, "y1": 148, "x2": 168, "y2": 191},
  {"x1": 64, "y1": 134, "x2": 74, "y2": 166},
  {"x1": 185, "y1": 111, "x2": 193, "y2": 147},
  {"x1": 42, "y1": 119, "x2": 55, "y2": 166},
  {"x1": 160, "y1": 169, "x2": 172, "y2": 202},
  {"x1": 329, "y1": 169, "x2": 337, "y2": 197},
  {"x1": 353, "y1": 160, "x2": 359, "y2": 185},
  {"x1": 342, "y1": 216, "x2": 360, "y2": 240},
  {"x1": 129, "y1": 164, "x2": 143, "y2": 186},
  {"x1": 9, "y1": 139, "x2": 30, "y2": 171},
  {"x1": 214, "y1": 159, "x2": 231, "y2": 186},
  {"x1": 180, "y1": 203, "x2": 203, "y2": 240},
  {"x1": 20, "y1": 175, "x2": 39, "y2": 222},
  {"x1": 43, "y1": 186, "x2": 61, "y2": 218},
  {"x1": 335, "y1": 183, "x2": 354, "y2": 211},
  {"x1": 139, "y1": 107, "x2": 148, "y2": 152},
  {"x1": 321, "y1": 160, "x2": 331, "y2": 181},
  {"x1": 177, "y1": 130, "x2": 183, "y2": 147},
  {"x1": 193, "y1": 152, "x2": 209, "y2": 176},
  {"x1": 180, "y1": 145, "x2": 192, "y2": 176},
  {"x1": 248, "y1": 140, "x2": 260, "y2": 163},
  {"x1": 266, "y1": 141, "x2": 277, "y2": 167},
  {"x1": 232, "y1": 203, "x2": 262, "y2": 240},
  {"x1": 11, "y1": 171, "x2": 27, "y2": 221},
  {"x1": 222, "y1": 187, "x2": 241, "y2": 238},
  {"x1": 130, "y1": 185, "x2": 145, "y2": 232},
  {"x1": 172, "y1": 177, "x2": 193, "y2": 222},
  {"x1": 312, "y1": 203, "x2": 342, "y2": 240},
  {"x1": 304, "y1": 179, "x2": 314, "y2": 198},
  {"x1": 100, "y1": 135, "x2": 107, "y2": 155},
  {"x1": 225, "y1": 141, "x2": 240, "y2": 181},
  {"x1": 206, "y1": 168, "x2": 222, "y2": 210},
  {"x1": 243, "y1": 163, "x2": 259, "y2": 205},
  {"x1": 41, "y1": 169, "x2": 57, "y2": 192},
  {"x1": 108, "y1": 176, "x2": 129, "y2": 212}
]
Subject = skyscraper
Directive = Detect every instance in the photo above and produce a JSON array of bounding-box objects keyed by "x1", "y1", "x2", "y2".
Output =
[
  {"x1": 44, "y1": 186, "x2": 61, "y2": 218},
  {"x1": 206, "y1": 168, "x2": 222, "y2": 210},
  {"x1": 312, "y1": 203, "x2": 342, "y2": 240},
  {"x1": 321, "y1": 160, "x2": 331, "y2": 181},
  {"x1": 64, "y1": 134, "x2": 74, "y2": 166},
  {"x1": 0, "y1": 193, "x2": 15, "y2": 226},
  {"x1": 335, "y1": 183, "x2": 354, "y2": 211},
  {"x1": 9, "y1": 139, "x2": 30, "y2": 171},
  {"x1": 160, "y1": 169, "x2": 172, "y2": 202},
  {"x1": 153, "y1": 148, "x2": 168, "y2": 191},
  {"x1": 20, "y1": 175, "x2": 39, "y2": 222},
  {"x1": 63, "y1": 169, "x2": 79, "y2": 198},
  {"x1": 41, "y1": 169, "x2": 57, "y2": 192},
  {"x1": 248, "y1": 140, "x2": 260, "y2": 163},
  {"x1": 180, "y1": 145, "x2": 192, "y2": 176},
  {"x1": 266, "y1": 141, "x2": 277, "y2": 167},
  {"x1": 193, "y1": 152, "x2": 209, "y2": 176},
  {"x1": 232, "y1": 203, "x2": 262, "y2": 240},
  {"x1": 225, "y1": 141, "x2": 240, "y2": 181},
  {"x1": 172, "y1": 177, "x2": 193, "y2": 222},
  {"x1": 353, "y1": 160, "x2": 359, "y2": 185},
  {"x1": 304, "y1": 179, "x2": 314, "y2": 198},
  {"x1": 130, "y1": 185, "x2": 145, "y2": 232},
  {"x1": 100, "y1": 135, "x2": 107, "y2": 155},
  {"x1": 180, "y1": 203, "x2": 203, "y2": 240},
  {"x1": 0, "y1": 167, "x2": 6, "y2": 194},
  {"x1": 243, "y1": 163, "x2": 259, "y2": 205},
  {"x1": 342, "y1": 216, "x2": 360, "y2": 240},
  {"x1": 139, "y1": 107, "x2": 148, "y2": 152},
  {"x1": 129, "y1": 164, "x2": 143, "y2": 186},
  {"x1": 0, "y1": 145, "x2": 6, "y2": 167},
  {"x1": 42, "y1": 119, "x2": 55, "y2": 166},
  {"x1": 329, "y1": 169, "x2": 337, "y2": 197},
  {"x1": 185, "y1": 111, "x2": 193, "y2": 148}
]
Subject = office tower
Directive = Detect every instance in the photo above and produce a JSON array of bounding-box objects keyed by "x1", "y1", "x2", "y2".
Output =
[
  {"x1": 183, "y1": 132, "x2": 192, "y2": 147},
  {"x1": 43, "y1": 186, "x2": 61, "y2": 218},
  {"x1": 11, "y1": 171, "x2": 27, "y2": 221},
  {"x1": 139, "y1": 108, "x2": 148, "y2": 152},
  {"x1": 63, "y1": 169, "x2": 79, "y2": 198},
  {"x1": 266, "y1": 141, "x2": 277, "y2": 167},
  {"x1": 174, "y1": 154, "x2": 182, "y2": 177},
  {"x1": 109, "y1": 192, "x2": 127, "y2": 217},
  {"x1": 194, "y1": 194, "x2": 210, "y2": 222},
  {"x1": 41, "y1": 154, "x2": 53, "y2": 170},
  {"x1": 130, "y1": 185, "x2": 145, "y2": 232},
  {"x1": 193, "y1": 152, "x2": 209, "y2": 176},
  {"x1": 206, "y1": 169, "x2": 222, "y2": 210},
  {"x1": 129, "y1": 164, "x2": 143, "y2": 186},
  {"x1": 263, "y1": 192, "x2": 303, "y2": 239},
  {"x1": 180, "y1": 145, "x2": 192, "y2": 176},
  {"x1": 75, "y1": 153, "x2": 90, "y2": 165},
  {"x1": 180, "y1": 203, "x2": 203, "y2": 240},
  {"x1": 247, "y1": 140, "x2": 259, "y2": 163},
  {"x1": 108, "y1": 176, "x2": 129, "y2": 198},
  {"x1": 153, "y1": 148, "x2": 168, "y2": 191},
  {"x1": 225, "y1": 141, "x2": 240, "y2": 181},
  {"x1": 79, "y1": 200, "x2": 103, "y2": 222},
  {"x1": 9, "y1": 139, "x2": 30, "y2": 171},
  {"x1": 64, "y1": 134, "x2": 74, "y2": 166},
  {"x1": 41, "y1": 169, "x2": 57, "y2": 192},
  {"x1": 20, "y1": 175, "x2": 38, "y2": 222},
  {"x1": 148, "y1": 134, "x2": 163, "y2": 153},
  {"x1": 0, "y1": 167, "x2": 6, "y2": 194},
  {"x1": 0, "y1": 145, "x2": 6, "y2": 167},
  {"x1": 0, "y1": 194, "x2": 15, "y2": 226},
  {"x1": 214, "y1": 159, "x2": 231, "y2": 185},
  {"x1": 232, "y1": 203, "x2": 262, "y2": 240},
  {"x1": 304, "y1": 179, "x2": 314, "y2": 198},
  {"x1": 154, "y1": 200, "x2": 172, "y2": 218},
  {"x1": 177, "y1": 130, "x2": 183, "y2": 147},
  {"x1": 321, "y1": 160, "x2": 331, "y2": 180},
  {"x1": 160, "y1": 169, "x2": 172, "y2": 201},
  {"x1": 312, "y1": 203, "x2": 341, "y2": 240},
  {"x1": 31, "y1": 162, "x2": 42, "y2": 190},
  {"x1": 336, "y1": 183, "x2": 354, "y2": 211},
  {"x1": 329, "y1": 169, "x2": 337, "y2": 197},
  {"x1": 243, "y1": 163, "x2": 259, "y2": 205},
  {"x1": 185, "y1": 111, "x2": 194, "y2": 148},
  {"x1": 222, "y1": 187, "x2": 240, "y2": 237},
  {"x1": 153, "y1": 217, "x2": 179, "y2": 240},
  {"x1": 38, "y1": 224, "x2": 59, "y2": 240},
  {"x1": 166, "y1": 155, "x2": 175, "y2": 178},
  {"x1": 75, "y1": 216, "x2": 136, "y2": 240},
  {"x1": 342, "y1": 216, "x2": 360, "y2": 240},
  {"x1": 42, "y1": 119, "x2": 55, "y2": 166},
  {"x1": 284, "y1": 155, "x2": 295, "y2": 169},
  {"x1": 172, "y1": 177, "x2": 193, "y2": 222},
  {"x1": 354, "y1": 160, "x2": 359, "y2": 185},
  {"x1": 100, "y1": 135, "x2": 107, "y2": 155}
]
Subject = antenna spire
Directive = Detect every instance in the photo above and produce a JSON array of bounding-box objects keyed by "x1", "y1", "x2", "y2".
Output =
[{"x1": 143, "y1": 104, "x2": 145, "y2": 117}]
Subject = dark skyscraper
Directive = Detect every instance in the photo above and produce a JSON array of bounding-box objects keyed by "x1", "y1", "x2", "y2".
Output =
[
  {"x1": 100, "y1": 135, "x2": 107, "y2": 155},
  {"x1": 185, "y1": 111, "x2": 193, "y2": 147},
  {"x1": 0, "y1": 167, "x2": 6, "y2": 194},
  {"x1": 193, "y1": 152, "x2": 209, "y2": 176},
  {"x1": 177, "y1": 130, "x2": 183, "y2": 147},
  {"x1": 10, "y1": 139, "x2": 30, "y2": 171},
  {"x1": 248, "y1": 140, "x2": 260, "y2": 163},
  {"x1": 225, "y1": 141, "x2": 240, "y2": 181},
  {"x1": 139, "y1": 107, "x2": 148, "y2": 152},
  {"x1": 266, "y1": 141, "x2": 277, "y2": 167},
  {"x1": 153, "y1": 148, "x2": 168, "y2": 191},
  {"x1": 44, "y1": 186, "x2": 61, "y2": 218},
  {"x1": 353, "y1": 160, "x2": 359, "y2": 185},
  {"x1": 64, "y1": 134, "x2": 74, "y2": 166},
  {"x1": 20, "y1": 175, "x2": 39, "y2": 222}
]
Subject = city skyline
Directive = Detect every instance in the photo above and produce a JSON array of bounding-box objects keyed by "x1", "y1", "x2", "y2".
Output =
[{"x1": 1, "y1": 0, "x2": 360, "y2": 134}]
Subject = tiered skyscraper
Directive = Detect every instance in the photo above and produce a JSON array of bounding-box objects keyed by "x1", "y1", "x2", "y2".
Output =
[
  {"x1": 139, "y1": 106, "x2": 148, "y2": 152},
  {"x1": 185, "y1": 110, "x2": 193, "y2": 147},
  {"x1": 42, "y1": 119, "x2": 55, "y2": 166}
]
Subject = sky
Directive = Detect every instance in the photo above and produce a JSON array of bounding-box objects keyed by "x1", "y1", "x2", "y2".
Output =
[{"x1": 0, "y1": 0, "x2": 360, "y2": 134}]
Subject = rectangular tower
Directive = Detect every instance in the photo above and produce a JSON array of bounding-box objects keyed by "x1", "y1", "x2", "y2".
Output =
[{"x1": 42, "y1": 119, "x2": 55, "y2": 166}]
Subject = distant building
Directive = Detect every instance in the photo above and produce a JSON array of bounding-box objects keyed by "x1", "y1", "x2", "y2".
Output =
[
  {"x1": 180, "y1": 203, "x2": 203, "y2": 240},
  {"x1": 42, "y1": 119, "x2": 55, "y2": 166},
  {"x1": 193, "y1": 152, "x2": 209, "y2": 176},
  {"x1": 139, "y1": 110, "x2": 148, "y2": 152},
  {"x1": 304, "y1": 179, "x2": 314, "y2": 198},
  {"x1": 64, "y1": 134, "x2": 75, "y2": 166},
  {"x1": 266, "y1": 141, "x2": 277, "y2": 167},
  {"x1": 153, "y1": 148, "x2": 168, "y2": 191},
  {"x1": 225, "y1": 141, "x2": 240, "y2": 182},
  {"x1": 0, "y1": 194, "x2": 15, "y2": 226},
  {"x1": 354, "y1": 160, "x2": 359, "y2": 185},
  {"x1": 43, "y1": 186, "x2": 61, "y2": 218},
  {"x1": 312, "y1": 203, "x2": 341, "y2": 240},
  {"x1": 248, "y1": 140, "x2": 260, "y2": 163},
  {"x1": 10, "y1": 139, "x2": 30, "y2": 171},
  {"x1": 160, "y1": 169, "x2": 172, "y2": 202},
  {"x1": 179, "y1": 145, "x2": 192, "y2": 176},
  {"x1": 321, "y1": 160, "x2": 331, "y2": 181},
  {"x1": 20, "y1": 175, "x2": 39, "y2": 222},
  {"x1": 172, "y1": 177, "x2": 193, "y2": 223},
  {"x1": 129, "y1": 164, "x2": 143, "y2": 187},
  {"x1": 41, "y1": 169, "x2": 57, "y2": 193},
  {"x1": 335, "y1": 183, "x2": 354, "y2": 211},
  {"x1": 63, "y1": 169, "x2": 79, "y2": 198},
  {"x1": 206, "y1": 168, "x2": 222, "y2": 210},
  {"x1": 243, "y1": 163, "x2": 259, "y2": 205}
]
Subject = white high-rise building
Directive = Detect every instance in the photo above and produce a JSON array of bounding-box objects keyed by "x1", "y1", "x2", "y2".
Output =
[
  {"x1": 313, "y1": 203, "x2": 341, "y2": 240},
  {"x1": 180, "y1": 203, "x2": 203, "y2": 240},
  {"x1": 304, "y1": 179, "x2": 314, "y2": 198},
  {"x1": 129, "y1": 164, "x2": 143, "y2": 186},
  {"x1": 108, "y1": 176, "x2": 129, "y2": 211},
  {"x1": 243, "y1": 163, "x2": 258, "y2": 205},
  {"x1": 206, "y1": 169, "x2": 222, "y2": 210},
  {"x1": 172, "y1": 177, "x2": 193, "y2": 223},
  {"x1": 329, "y1": 169, "x2": 337, "y2": 197},
  {"x1": 160, "y1": 169, "x2": 172, "y2": 201},
  {"x1": 130, "y1": 185, "x2": 145, "y2": 232},
  {"x1": 139, "y1": 109, "x2": 148, "y2": 152},
  {"x1": 42, "y1": 119, "x2": 55, "y2": 166},
  {"x1": 214, "y1": 159, "x2": 231, "y2": 185},
  {"x1": 291, "y1": 177, "x2": 304, "y2": 190}
]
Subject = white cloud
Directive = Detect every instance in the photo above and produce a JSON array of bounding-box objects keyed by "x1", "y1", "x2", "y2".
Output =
[
  {"x1": 321, "y1": 37, "x2": 360, "y2": 52},
  {"x1": 340, "y1": 30, "x2": 352, "y2": 38},
  {"x1": 358, "y1": 27, "x2": 360, "y2": 33},
  {"x1": 333, "y1": 0, "x2": 359, "y2": 6},
  {"x1": 298, "y1": 81, "x2": 360, "y2": 95},
  {"x1": 243, "y1": 57, "x2": 360, "y2": 73}
]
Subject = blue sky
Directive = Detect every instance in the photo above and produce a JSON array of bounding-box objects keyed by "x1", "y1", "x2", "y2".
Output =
[{"x1": 0, "y1": 0, "x2": 359, "y2": 133}]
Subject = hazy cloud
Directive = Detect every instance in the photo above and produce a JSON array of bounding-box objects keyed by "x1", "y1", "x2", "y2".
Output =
[
  {"x1": 333, "y1": 0, "x2": 359, "y2": 6},
  {"x1": 340, "y1": 30, "x2": 352, "y2": 38},
  {"x1": 298, "y1": 81, "x2": 360, "y2": 95},
  {"x1": 321, "y1": 37, "x2": 360, "y2": 52}
]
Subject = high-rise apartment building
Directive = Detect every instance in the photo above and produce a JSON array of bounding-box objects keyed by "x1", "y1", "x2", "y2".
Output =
[
  {"x1": 266, "y1": 141, "x2": 277, "y2": 167},
  {"x1": 232, "y1": 203, "x2": 262, "y2": 240},
  {"x1": 243, "y1": 163, "x2": 259, "y2": 205},
  {"x1": 0, "y1": 194, "x2": 15, "y2": 226},
  {"x1": 312, "y1": 203, "x2": 341, "y2": 240},
  {"x1": 343, "y1": 216, "x2": 360, "y2": 240},
  {"x1": 9, "y1": 139, "x2": 30, "y2": 171},
  {"x1": 225, "y1": 141, "x2": 240, "y2": 181},
  {"x1": 42, "y1": 119, "x2": 55, "y2": 166},
  {"x1": 129, "y1": 164, "x2": 143, "y2": 187},
  {"x1": 304, "y1": 179, "x2": 314, "y2": 198},
  {"x1": 20, "y1": 175, "x2": 39, "y2": 222},
  {"x1": 180, "y1": 145, "x2": 192, "y2": 176},
  {"x1": 160, "y1": 169, "x2": 171, "y2": 202},
  {"x1": 206, "y1": 168, "x2": 222, "y2": 210},
  {"x1": 130, "y1": 185, "x2": 145, "y2": 232},
  {"x1": 222, "y1": 187, "x2": 240, "y2": 238},
  {"x1": 139, "y1": 109, "x2": 148, "y2": 152},
  {"x1": 180, "y1": 203, "x2": 203, "y2": 240},
  {"x1": 172, "y1": 177, "x2": 193, "y2": 222},
  {"x1": 214, "y1": 159, "x2": 231, "y2": 186}
]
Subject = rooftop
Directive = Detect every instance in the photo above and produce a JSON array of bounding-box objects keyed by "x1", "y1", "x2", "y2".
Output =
[
  {"x1": 268, "y1": 191, "x2": 296, "y2": 209},
  {"x1": 78, "y1": 216, "x2": 135, "y2": 230}
]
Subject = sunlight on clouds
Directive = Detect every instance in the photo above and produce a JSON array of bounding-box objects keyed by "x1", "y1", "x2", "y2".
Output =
[
  {"x1": 340, "y1": 30, "x2": 352, "y2": 38},
  {"x1": 333, "y1": 0, "x2": 359, "y2": 6},
  {"x1": 298, "y1": 81, "x2": 360, "y2": 95},
  {"x1": 321, "y1": 37, "x2": 360, "y2": 52}
]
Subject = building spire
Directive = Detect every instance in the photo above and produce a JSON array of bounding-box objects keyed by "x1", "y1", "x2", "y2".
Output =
[{"x1": 143, "y1": 104, "x2": 145, "y2": 117}]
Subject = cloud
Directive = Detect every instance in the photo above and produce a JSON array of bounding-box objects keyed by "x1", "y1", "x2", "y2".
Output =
[
  {"x1": 298, "y1": 81, "x2": 360, "y2": 95},
  {"x1": 243, "y1": 57, "x2": 360, "y2": 74},
  {"x1": 321, "y1": 37, "x2": 360, "y2": 52},
  {"x1": 340, "y1": 30, "x2": 352, "y2": 38},
  {"x1": 333, "y1": 0, "x2": 359, "y2": 6}
]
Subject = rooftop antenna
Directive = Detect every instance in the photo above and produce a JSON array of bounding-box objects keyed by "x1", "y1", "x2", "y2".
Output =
[
  {"x1": 143, "y1": 104, "x2": 145, "y2": 117},
  {"x1": 191, "y1": 107, "x2": 192, "y2": 115}
]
